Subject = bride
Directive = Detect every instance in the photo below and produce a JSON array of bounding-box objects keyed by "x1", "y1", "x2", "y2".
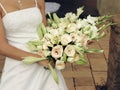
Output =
[{"x1": 0, "y1": 0, "x2": 67, "y2": 90}]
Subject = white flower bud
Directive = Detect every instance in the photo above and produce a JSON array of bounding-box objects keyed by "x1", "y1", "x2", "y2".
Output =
[
  {"x1": 55, "y1": 60, "x2": 65, "y2": 70},
  {"x1": 61, "y1": 34, "x2": 72, "y2": 46},
  {"x1": 67, "y1": 57, "x2": 74, "y2": 63},
  {"x1": 66, "y1": 23, "x2": 78, "y2": 33}
]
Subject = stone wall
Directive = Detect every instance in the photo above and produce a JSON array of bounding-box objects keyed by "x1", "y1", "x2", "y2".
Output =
[
  {"x1": 107, "y1": 14, "x2": 120, "y2": 90},
  {"x1": 97, "y1": 0, "x2": 120, "y2": 15},
  {"x1": 97, "y1": 1, "x2": 120, "y2": 90}
]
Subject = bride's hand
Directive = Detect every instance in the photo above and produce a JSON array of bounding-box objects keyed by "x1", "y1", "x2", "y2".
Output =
[
  {"x1": 37, "y1": 60, "x2": 55, "y2": 69},
  {"x1": 37, "y1": 50, "x2": 55, "y2": 69},
  {"x1": 37, "y1": 60, "x2": 49, "y2": 68}
]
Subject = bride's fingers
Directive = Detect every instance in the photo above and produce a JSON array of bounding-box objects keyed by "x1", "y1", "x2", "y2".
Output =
[
  {"x1": 37, "y1": 60, "x2": 49, "y2": 67},
  {"x1": 49, "y1": 60, "x2": 55, "y2": 68},
  {"x1": 37, "y1": 60, "x2": 55, "y2": 69}
]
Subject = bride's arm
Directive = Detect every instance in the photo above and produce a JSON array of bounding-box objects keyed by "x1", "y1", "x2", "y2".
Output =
[
  {"x1": 0, "y1": 16, "x2": 42, "y2": 60},
  {"x1": 37, "y1": 0, "x2": 47, "y2": 25},
  {"x1": 0, "y1": 18, "x2": 40, "y2": 60}
]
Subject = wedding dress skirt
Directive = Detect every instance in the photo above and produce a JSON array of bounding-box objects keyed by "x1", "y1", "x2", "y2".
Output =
[{"x1": 0, "y1": 7, "x2": 67, "y2": 90}]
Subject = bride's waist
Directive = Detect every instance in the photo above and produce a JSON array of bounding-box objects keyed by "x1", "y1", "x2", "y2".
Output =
[
  {"x1": 8, "y1": 40, "x2": 31, "y2": 52},
  {"x1": 7, "y1": 37, "x2": 38, "y2": 44},
  {"x1": 7, "y1": 34, "x2": 39, "y2": 43},
  {"x1": 7, "y1": 35, "x2": 39, "y2": 51}
]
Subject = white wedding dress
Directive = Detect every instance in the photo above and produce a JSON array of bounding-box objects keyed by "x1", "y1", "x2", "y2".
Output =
[{"x1": 0, "y1": 1, "x2": 67, "y2": 90}]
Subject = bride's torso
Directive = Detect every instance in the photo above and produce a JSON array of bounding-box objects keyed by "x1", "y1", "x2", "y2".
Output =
[
  {"x1": 3, "y1": 7, "x2": 42, "y2": 43},
  {"x1": 1, "y1": 4, "x2": 42, "y2": 50}
]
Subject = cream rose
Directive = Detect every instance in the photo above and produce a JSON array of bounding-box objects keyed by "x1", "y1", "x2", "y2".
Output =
[
  {"x1": 55, "y1": 60, "x2": 65, "y2": 70},
  {"x1": 64, "y1": 45, "x2": 75, "y2": 57},
  {"x1": 51, "y1": 45, "x2": 63, "y2": 58},
  {"x1": 70, "y1": 33, "x2": 78, "y2": 42}
]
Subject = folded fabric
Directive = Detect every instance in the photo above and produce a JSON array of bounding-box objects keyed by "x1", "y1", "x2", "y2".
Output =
[{"x1": 45, "y1": 2, "x2": 61, "y2": 14}]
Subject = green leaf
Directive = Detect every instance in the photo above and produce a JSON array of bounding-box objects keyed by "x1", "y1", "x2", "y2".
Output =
[
  {"x1": 26, "y1": 41, "x2": 43, "y2": 51},
  {"x1": 53, "y1": 13, "x2": 60, "y2": 24},
  {"x1": 84, "y1": 49, "x2": 104, "y2": 53},
  {"x1": 48, "y1": 63, "x2": 59, "y2": 84},
  {"x1": 28, "y1": 40, "x2": 42, "y2": 46},
  {"x1": 40, "y1": 23, "x2": 47, "y2": 35},
  {"x1": 98, "y1": 23, "x2": 112, "y2": 32},
  {"x1": 47, "y1": 19, "x2": 53, "y2": 26},
  {"x1": 75, "y1": 58, "x2": 87, "y2": 65},
  {"x1": 52, "y1": 23, "x2": 58, "y2": 29},
  {"x1": 47, "y1": 12, "x2": 52, "y2": 20},
  {"x1": 77, "y1": 6, "x2": 84, "y2": 17},
  {"x1": 97, "y1": 32, "x2": 106, "y2": 39},
  {"x1": 37, "y1": 24, "x2": 43, "y2": 39},
  {"x1": 63, "y1": 53, "x2": 67, "y2": 62},
  {"x1": 73, "y1": 45, "x2": 85, "y2": 54},
  {"x1": 96, "y1": 15, "x2": 113, "y2": 25}
]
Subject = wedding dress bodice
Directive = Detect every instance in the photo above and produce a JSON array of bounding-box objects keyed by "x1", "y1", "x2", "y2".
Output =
[{"x1": 2, "y1": 7, "x2": 42, "y2": 50}]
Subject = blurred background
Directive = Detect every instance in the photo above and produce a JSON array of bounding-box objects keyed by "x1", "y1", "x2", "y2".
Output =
[{"x1": 45, "y1": 0, "x2": 99, "y2": 18}]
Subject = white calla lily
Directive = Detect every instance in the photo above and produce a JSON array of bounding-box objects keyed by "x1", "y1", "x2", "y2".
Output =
[{"x1": 70, "y1": 33, "x2": 78, "y2": 42}]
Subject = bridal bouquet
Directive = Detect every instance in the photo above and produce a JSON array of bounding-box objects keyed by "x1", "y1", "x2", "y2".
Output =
[{"x1": 23, "y1": 7, "x2": 112, "y2": 84}]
